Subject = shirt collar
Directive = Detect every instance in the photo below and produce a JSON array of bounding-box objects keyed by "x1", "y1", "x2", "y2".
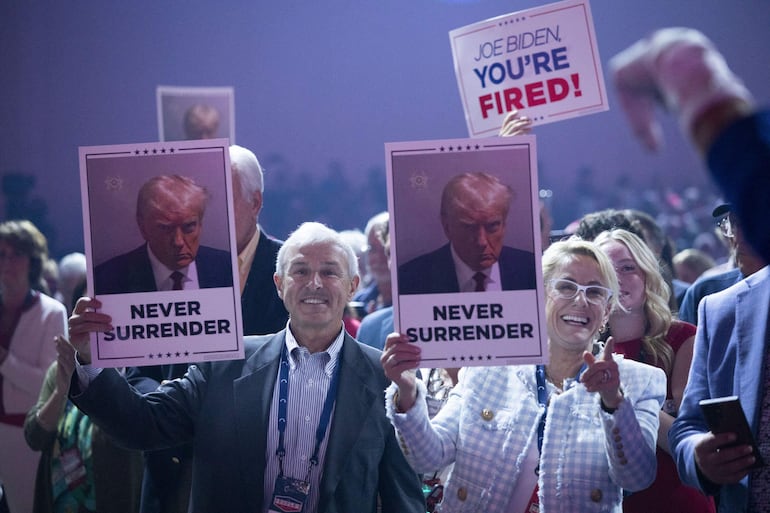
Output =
[
  {"x1": 284, "y1": 321, "x2": 345, "y2": 377},
  {"x1": 449, "y1": 244, "x2": 502, "y2": 292},
  {"x1": 146, "y1": 244, "x2": 198, "y2": 290}
]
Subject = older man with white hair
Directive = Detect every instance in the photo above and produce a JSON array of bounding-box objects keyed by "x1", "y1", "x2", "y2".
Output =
[{"x1": 125, "y1": 145, "x2": 289, "y2": 513}]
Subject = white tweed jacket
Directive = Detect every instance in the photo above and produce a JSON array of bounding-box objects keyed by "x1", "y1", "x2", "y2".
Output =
[{"x1": 386, "y1": 356, "x2": 665, "y2": 513}]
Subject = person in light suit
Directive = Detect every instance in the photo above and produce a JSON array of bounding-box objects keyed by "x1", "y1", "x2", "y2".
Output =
[
  {"x1": 66, "y1": 222, "x2": 425, "y2": 513},
  {"x1": 383, "y1": 238, "x2": 665, "y2": 512},
  {"x1": 397, "y1": 172, "x2": 535, "y2": 295},
  {"x1": 670, "y1": 265, "x2": 770, "y2": 511},
  {"x1": 94, "y1": 174, "x2": 232, "y2": 295}
]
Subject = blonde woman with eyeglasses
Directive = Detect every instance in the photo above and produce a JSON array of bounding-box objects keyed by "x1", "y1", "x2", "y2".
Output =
[{"x1": 382, "y1": 238, "x2": 666, "y2": 512}]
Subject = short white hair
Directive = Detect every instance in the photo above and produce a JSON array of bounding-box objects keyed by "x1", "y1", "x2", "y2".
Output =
[
  {"x1": 229, "y1": 144, "x2": 264, "y2": 196},
  {"x1": 276, "y1": 222, "x2": 358, "y2": 279},
  {"x1": 364, "y1": 211, "x2": 389, "y2": 238},
  {"x1": 58, "y1": 252, "x2": 87, "y2": 280}
]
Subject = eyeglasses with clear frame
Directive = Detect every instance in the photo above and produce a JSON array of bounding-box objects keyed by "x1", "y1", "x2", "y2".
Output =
[
  {"x1": 717, "y1": 215, "x2": 736, "y2": 238},
  {"x1": 547, "y1": 278, "x2": 613, "y2": 305}
]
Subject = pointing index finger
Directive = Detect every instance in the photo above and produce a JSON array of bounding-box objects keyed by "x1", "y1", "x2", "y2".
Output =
[{"x1": 603, "y1": 336, "x2": 616, "y2": 362}]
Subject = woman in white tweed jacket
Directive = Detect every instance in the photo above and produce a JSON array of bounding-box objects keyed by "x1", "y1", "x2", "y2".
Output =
[{"x1": 383, "y1": 239, "x2": 666, "y2": 512}]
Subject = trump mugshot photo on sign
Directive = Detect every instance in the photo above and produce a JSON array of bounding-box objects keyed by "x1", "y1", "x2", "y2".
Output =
[
  {"x1": 450, "y1": 0, "x2": 607, "y2": 137},
  {"x1": 79, "y1": 139, "x2": 243, "y2": 368},
  {"x1": 386, "y1": 136, "x2": 547, "y2": 368},
  {"x1": 157, "y1": 85, "x2": 235, "y2": 143}
]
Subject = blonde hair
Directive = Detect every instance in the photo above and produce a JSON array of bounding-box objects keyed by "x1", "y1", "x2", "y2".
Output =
[
  {"x1": 542, "y1": 237, "x2": 621, "y2": 313},
  {"x1": 595, "y1": 229, "x2": 674, "y2": 375}
]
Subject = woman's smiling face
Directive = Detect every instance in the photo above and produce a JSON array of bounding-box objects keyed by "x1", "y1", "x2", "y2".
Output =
[
  {"x1": 546, "y1": 254, "x2": 610, "y2": 353},
  {"x1": 599, "y1": 239, "x2": 646, "y2": 312}
]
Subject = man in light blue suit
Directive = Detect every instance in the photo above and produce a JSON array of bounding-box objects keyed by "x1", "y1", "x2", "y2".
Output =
[{"x1": 670, "y1": 265, "x2": 770, "y2": 511}]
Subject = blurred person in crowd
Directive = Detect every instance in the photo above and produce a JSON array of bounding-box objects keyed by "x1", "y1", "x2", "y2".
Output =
[
  {"x1": 357, "y1": 220, "x2": 393, "y2": 351},
  {"x1": 0, "y1": 220, "x2": 68, "y2": 513},
  {"x1": 595, "y1": 229, "x2": 715, "y2": 513},
  {"x1": 383, "y1": 238, "x2": 665, "y2": 512},
  {"x1": 57, "y1": 253, "x2": 86, "y2": 316},
  {"x1": 338, "y1": 229, "x2": 368, "y2": 295},
  {"x1": 338, "y1": 228, "x2": 368, "y2": 333},
  {"x1": 624, "y1": 209, "x2": 688, "y2": 310},
  {"x1": 613, "y1": 26, "x2": 770, "y2": 512},
  {"x1": 611, "y1": 27, "x2": 770, "y2": 267},
  {"x1": 356, "y1": 217, "x2": 457, "y2": 512},
  {"x1": 539, "y1": 199, "x2": 554, "y2": 252},
  {"x1": 574, "y1": 208, "x2": 684, "y2": 310},
  {"x1": 41, "y1": 258, "x2": 59, "y2": 300},
  {"x1": 679, "y1": 204, "x2": 765, "y2": 325},
  {"x1": 353, "y1": 212, "x2": 392, "y2": 315},
  {"x1": 673, "y1": 248, "x2": 716, "y2": 285},
  {"x1": 25, "y1": 328, "x2": 143, "y2": 513}
]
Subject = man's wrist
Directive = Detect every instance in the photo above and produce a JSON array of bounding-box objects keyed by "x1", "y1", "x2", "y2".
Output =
[
  {"x1": 691, "y1": 98, "x2": 754, "y2": 154},
  {"x1": 75, "y1": 350, "x2": 91, "y2": 366}
]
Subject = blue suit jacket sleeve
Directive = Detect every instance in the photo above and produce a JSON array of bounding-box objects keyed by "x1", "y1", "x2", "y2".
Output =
[{"x1": 670, "y1": 267, "x2": 770, "y2": 510}]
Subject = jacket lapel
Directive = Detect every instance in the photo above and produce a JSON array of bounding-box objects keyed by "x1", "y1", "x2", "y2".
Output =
[
  {"x1": 735, "y1": 267, "x2": 770, "y2": 426},
  {"x1": 318, "y1": 335, "x2": 379, "y2": 506},
  {"x1": 233, "y1": 333, "x2": 284, "y2": 509}
]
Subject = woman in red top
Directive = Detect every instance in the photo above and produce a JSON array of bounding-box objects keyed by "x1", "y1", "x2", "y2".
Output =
[{"x1": 595, "y1": 228, "x2": 715, "y2": 513}]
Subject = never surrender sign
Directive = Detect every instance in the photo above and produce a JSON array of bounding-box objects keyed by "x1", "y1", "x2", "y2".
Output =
[{"x1": 450, "y1": 0, "x2": 608, "y2": 137}]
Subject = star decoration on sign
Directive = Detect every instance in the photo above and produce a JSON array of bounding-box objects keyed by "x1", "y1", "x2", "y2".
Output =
[
  {"x1": 409, "y1": 171, "x2": 429, "y2": 190},
  {"x1": 498, "y1": 16, "x2": 526, "y2": 27},
  {"x1": 105, "y1": 176, "x2": 124, "y2": 191}
]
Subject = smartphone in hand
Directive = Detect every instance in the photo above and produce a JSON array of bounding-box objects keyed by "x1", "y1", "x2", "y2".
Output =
[{"x1": 699, "y1": 396, "x2": 765, "y2": 469}]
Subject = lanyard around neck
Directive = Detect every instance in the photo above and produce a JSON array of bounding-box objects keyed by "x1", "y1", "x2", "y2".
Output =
[
  {"x1": 276, "y1": 343, "x2": 341, "y2": 481},
  {"x1": 534, "y1": 363, "x2": 586, "y2": 454}
]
